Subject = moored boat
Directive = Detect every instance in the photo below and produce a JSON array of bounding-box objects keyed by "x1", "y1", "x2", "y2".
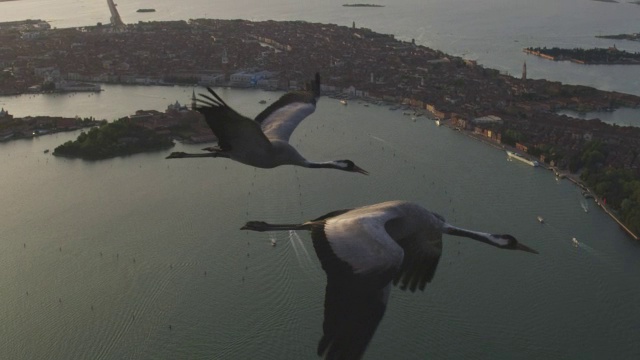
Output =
[{"x1": 506, "y1": 150, "x2": 539, "y2": 167}]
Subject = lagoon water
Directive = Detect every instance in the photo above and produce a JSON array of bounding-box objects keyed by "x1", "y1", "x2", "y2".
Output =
[
  {"x1": 2, "y1": 0, "x2": 640, "y2": 359},
  {"x1": 2, "y1": 86, "x2": 640, "y2": 359}
]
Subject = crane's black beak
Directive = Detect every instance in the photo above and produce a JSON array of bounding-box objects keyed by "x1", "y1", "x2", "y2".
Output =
[
  {"x1": 516, "y1": 242, "x2": 539, "y2": 254},
  {"x1": 353, "y1": 165, "x2": 369, "y2": 175}
]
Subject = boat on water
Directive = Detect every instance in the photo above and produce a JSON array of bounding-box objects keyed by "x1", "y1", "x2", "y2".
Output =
[
  {"x1": 340, "y1": 99, "x2": 348, "y2": 105},
  {"x1": 506, "y1": 150, "x2": 539, "y2": 167},
  {"x1": 537, "y1": 216, "x2": 544, "y2": 223},
  {"x1": 271, "y1": 238, "x2": 277, "y2": 246},
  {"x1": 44, "y1": 149, "x2": 49, "y2": 153},
  {"x1": 435, "y1": 119, "x2": 441, "y2": 126},
  {"x1": 572, "y1": 237, "x2": 579, "y2": 247},
  {"x1": 137, "y1": 8, "x2": 156, "y2": 12},
  {"x1": 259, "y1": 100, "x2": 267, "y2": 104}
]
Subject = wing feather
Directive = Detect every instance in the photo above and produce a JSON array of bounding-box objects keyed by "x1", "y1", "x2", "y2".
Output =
[
  {"x1": 391, "y1": 216, "x2": 443, "y2": 292},
  {"x1": 195, "y1": 87, "x2": 271, "y2": 152},
  {"x1": 309, "y1": 207, "x2": 404, "y2": 359},
  {"x1": 255, "y1": 73, "x2": 321, "y2": 142}
]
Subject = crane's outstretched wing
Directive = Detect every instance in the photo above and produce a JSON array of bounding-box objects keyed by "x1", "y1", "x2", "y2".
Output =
[
  {"x1": 309, "y1": 206, "x2": 404, "y2": 360},
  {"x1": 392, "y1": 212, "x2": 444, "y2": 292},
  {"x1": 255, "y1": 73, "x2": 321, "y2": 143},
  {"x1": 196, "y1": 88, "x2": 271, "y2": 152}
]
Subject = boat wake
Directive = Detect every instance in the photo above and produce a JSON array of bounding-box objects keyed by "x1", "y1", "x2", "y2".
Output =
[
  {"x1": 289, "y1": 230, "x2": 313, "y2": 267},
  {"x1": 369, "y1": 134, "x2": 392, "y2": 146},
  {"x1": 580, "y1": 199, "x2": 589, "y2": 213},
  {"x1": 572, "y1": 238, "x2": 619, "y2": 270}
]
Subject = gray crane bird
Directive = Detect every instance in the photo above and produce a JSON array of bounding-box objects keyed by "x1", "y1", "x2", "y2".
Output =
[
  {"x1": 166, "y1": 73, "x2": 368, "y2": 175},
  {"x1": 241, "y1": 200, "x2": 537, "y2": 360}
]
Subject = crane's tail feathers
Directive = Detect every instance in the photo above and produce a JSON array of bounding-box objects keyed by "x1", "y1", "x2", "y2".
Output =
[{"x1": 241, "y1": 221, "x2": 310, "y2": 232}]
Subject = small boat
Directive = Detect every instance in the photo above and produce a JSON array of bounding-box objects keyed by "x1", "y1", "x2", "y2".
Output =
[
  {"x1": 271, "y1": 238, "x2": 277, "y2": 246},
  {"x1": 435, "y1": 119, "x2": 441, "y2": 126},
  {"x1": 259, "y1": 100, "x2": 267, "y2": 104},
  {"x1": 137, "y1": 8, "x2": 156, "y2": 12},
  {"x1": 537, "y1": 216, "x2": 544, "y2": 223},
  {"x1": 339, "y1": 99, "x2": 348, "y2": 105},
  {"x1": 44, "y1": 149, "x2": 49, "y2": 153},
  {"x1": 572, "y1": 237, "x2": 579, "y2": 247}
]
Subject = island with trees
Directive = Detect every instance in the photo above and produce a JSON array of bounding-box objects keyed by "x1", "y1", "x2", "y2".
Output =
[
  {"x1": 0, "y1": 110, "x2": 103, "y2": 141},
  {"x1": 596, "y1": 32, "x2": 640, "y2": 42},
  {"x1": 524, "y1": 46, "x2": 640, "y2": 64},
  {"x1": 53, "y1": 117, "x2": 174, "y2": 160}
]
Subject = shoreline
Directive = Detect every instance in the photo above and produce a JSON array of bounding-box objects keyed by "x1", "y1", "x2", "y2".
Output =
[
  {"x1": 441, "y1": 119, "x2": 640, "y2": 241},
  {"x1": 1, "y1": 17, "x2": 639, "y2": 239}
]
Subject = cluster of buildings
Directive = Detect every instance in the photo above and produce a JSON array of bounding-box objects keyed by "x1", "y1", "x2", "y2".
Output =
[
  {"x1": 0, "y1": 107, "x2": 101, "y2": 141},
  {"x1": 126, "y1": 98, "x2": 214, "y2": 143},
  {"x1": 1, "y1": 18, "x2": 640, "y2": 171}
]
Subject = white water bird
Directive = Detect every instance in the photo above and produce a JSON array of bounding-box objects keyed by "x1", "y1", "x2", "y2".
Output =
[
  {"x1": 166, "y1": 73, "x2": 368, "y2": 175},
  {"x1": 241, "y1": 200, "x2": 538, "y2": 359}
]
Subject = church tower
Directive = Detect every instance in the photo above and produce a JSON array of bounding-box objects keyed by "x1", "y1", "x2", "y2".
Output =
[
  {"x1": 106, "y1": 0, "x2": 126, "y2": 32},
  {"x1": 221, "y1": 47, "x2": 230, "y2": 81}
]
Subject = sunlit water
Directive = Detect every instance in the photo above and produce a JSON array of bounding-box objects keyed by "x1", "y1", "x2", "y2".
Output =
[{"x1": 1, "y1": 86, "x2": 640, "y2": 359}]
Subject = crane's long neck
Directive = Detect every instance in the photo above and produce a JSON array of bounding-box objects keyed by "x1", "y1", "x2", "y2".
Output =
[
  {"x1": 306, "y1": 160, "x2": 344, "y2": 170},
  {"x1": 443, "y1": 225, "x2": 508, "y2": 248}
]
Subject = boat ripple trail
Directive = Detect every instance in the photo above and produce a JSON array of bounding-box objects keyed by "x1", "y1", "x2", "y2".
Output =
[
  {"x1": 370, "y1": 134, "x2": 394, "y2": 147},
  {"x1": 289, "y1": 230, "x2": 313, "y2": 267}
]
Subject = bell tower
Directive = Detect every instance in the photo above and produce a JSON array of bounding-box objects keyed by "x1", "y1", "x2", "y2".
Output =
[{"x1": 222, "y1": 47, "x2": 230, "y2": 81}]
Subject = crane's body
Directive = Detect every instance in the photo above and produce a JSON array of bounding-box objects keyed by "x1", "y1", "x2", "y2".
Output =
[
  {"x1": 166, "y1": 73, "x2": 367, "y2": 175},
  {"x1": 242, "y1": 200, "x2": 537, "y2": 359}
]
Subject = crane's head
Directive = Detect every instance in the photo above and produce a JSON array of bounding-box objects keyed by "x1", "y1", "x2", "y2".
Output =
[
  {"x1": 307, "y1": 159, "x2": 368, "y2": 174},
  {"x1": 335, "y1": 160, "x2": 369, "y2": 175},
  {"x1": 490, "y1": 234, "x2": 538, "y2": 254}
]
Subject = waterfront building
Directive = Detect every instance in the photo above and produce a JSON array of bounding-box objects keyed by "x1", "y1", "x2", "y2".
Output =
[{"x1": 473, "y1": 115, "x2": 503, "y2": 125}]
